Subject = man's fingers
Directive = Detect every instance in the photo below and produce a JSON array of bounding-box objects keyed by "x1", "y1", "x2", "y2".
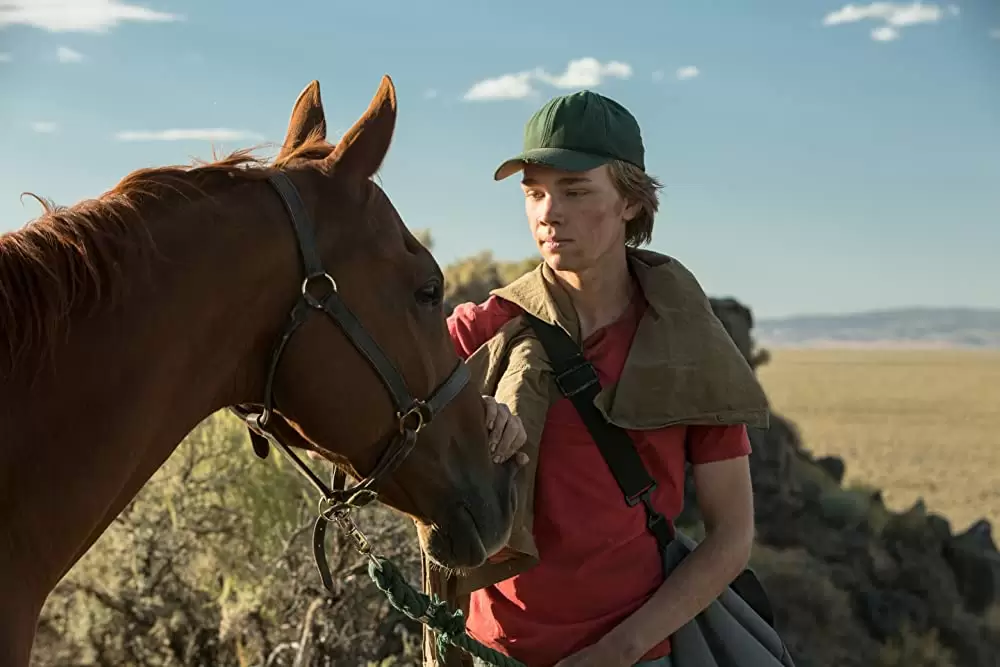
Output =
[
  {"x1": 489, "y1": 407, "x2": 509, "y2": 450},
  {"x1": 484, "y1": 396, "x2": 498, "y2": 430},
  {"x1": 493, "y1": 420, "x2": 525, "y2": 463},
  {"x1": 483, "y1": 398, "x2": 528, "y2": 462}
]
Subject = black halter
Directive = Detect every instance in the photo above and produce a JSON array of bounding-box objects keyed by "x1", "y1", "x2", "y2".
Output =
[{"x1": 228, "y1": 171, "x2": 470, "y2": 513}]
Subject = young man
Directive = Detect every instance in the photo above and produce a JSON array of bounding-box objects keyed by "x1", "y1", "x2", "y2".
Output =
[{"x1": 423, "y1": 90, "x2": 769, "y2": 667}]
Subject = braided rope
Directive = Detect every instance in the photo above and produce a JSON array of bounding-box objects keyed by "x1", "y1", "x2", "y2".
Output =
[{"x1": 367, "y1": 556, "x2": 527, "y2": 667}]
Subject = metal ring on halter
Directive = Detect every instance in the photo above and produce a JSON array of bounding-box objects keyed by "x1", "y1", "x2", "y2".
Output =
[
  {"x1": 301, "y1": 272, "x2": 338, "y2": 309},
  {"x1": 398, "y1": 401, "x2": 430, "y2": 435},
  {"x1": 250, "y1": 410, "x2": 270, "y2": 431},
  {"x1": 318, "y1": 495, "x2": 342, "y2": 521}
]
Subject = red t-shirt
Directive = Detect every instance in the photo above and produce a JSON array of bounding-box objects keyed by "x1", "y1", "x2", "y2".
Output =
[{"x1": 448, "y1": 293, "x2": 751, "y2": 667}]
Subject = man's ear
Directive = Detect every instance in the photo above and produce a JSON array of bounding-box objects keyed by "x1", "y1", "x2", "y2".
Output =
[{"x1": 624, "y1": 200, "x2": 642, "y2": 222}]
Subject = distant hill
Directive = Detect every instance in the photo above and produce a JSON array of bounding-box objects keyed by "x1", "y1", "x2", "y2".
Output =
[{"x1": 754, "y1": 307, "x2": 1000, "y2": 348}]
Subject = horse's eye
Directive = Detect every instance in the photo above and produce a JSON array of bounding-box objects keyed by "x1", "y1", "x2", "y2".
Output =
[{"x1": 416, "y1": 278, "x2": 443, "y2": 306}]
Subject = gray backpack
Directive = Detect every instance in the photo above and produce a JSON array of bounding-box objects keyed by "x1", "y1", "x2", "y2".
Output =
[{"x1": 525, "y1": 313, "x2": 796, "y2": 667}]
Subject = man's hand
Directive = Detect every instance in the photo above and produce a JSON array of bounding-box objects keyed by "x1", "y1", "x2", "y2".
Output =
[{"x1": 483, "y1": 395, "x2": 529, "y2": 465}]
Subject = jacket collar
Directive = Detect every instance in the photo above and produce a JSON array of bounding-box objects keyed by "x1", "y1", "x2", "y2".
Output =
[{"x1": 492, "y1": 248, "x2": 770, "y2": 429}]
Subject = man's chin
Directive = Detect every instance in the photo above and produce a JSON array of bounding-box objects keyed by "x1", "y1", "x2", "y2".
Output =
[{"x1": 541, "y1": 251, "x2": 576, "y2": 273}]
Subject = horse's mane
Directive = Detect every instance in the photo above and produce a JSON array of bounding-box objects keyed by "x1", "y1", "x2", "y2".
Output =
[{"x1": 0, "y1": 134, "x2": 333, "y2": 373}]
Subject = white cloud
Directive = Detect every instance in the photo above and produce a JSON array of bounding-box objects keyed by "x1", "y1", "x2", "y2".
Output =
[
  {"x1": 651, "y1": 70, "x2": 664, "y2": 82},
  {"x1": 871, "y1": 26, "x2": 900, "y2": 41},
  {"x1": 464, "y1": 72, "x2": 535, "y2": 101},
  {"x1": 56, "y1": 46, "x2": 83, "y2": 63},
  {"x1": 0, "y1": 53, "x2": 11, "y2": 63},
  {"x1": 676, "y1": 65, "x2": 700, "y2": 80},
  {"x1": 823, "y1": 2, "x2": 944, "y2": 27},
  {"x1": 423, "y1": 89, "x2": 438, "y2": 100},
  {"x1": 32, "y1": 121, "x2": 58, "y2": 133},
  {"x1": 115, "y1": 128, "x2": 265, "y2": 142},
  {"x1": 464, "y1": 57, "x2": 633, "y2": 102},
  {"x1": 0, "y1": 0, "x2": 181, "y2": 33},
  {"x1": 822, "y1": 2, "x2": 958, "y2": 41},
  {"x1": 534, "y1": 57, "x2": 632, "y2": 88}
]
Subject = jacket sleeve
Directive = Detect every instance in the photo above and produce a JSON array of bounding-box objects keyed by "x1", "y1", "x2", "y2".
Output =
[{"x1": 447, "y1": 297, "x2": 523, "y2": 360}]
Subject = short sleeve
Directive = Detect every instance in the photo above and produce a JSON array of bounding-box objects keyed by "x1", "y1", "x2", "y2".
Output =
[
  {"x1": 685, "y1": 424, "x2": 752, "y2": 465},
  {"x1": 446, "y1": 296, "x2": 522, "y2": 360}
]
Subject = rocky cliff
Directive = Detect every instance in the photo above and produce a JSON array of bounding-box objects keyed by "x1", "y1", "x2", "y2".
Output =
[{"x1": 686, "y1": 299, "x2": 1000, "y2": 666}]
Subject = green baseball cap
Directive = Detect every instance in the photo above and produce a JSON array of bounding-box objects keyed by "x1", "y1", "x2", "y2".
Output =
[{"x1": 493, "y1": 90, "x2": 645, "y2": 181}]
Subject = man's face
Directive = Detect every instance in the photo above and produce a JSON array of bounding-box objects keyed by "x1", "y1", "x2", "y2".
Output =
[{"x1": 520, "y1": 163, "x2": 636, "y2": 274}]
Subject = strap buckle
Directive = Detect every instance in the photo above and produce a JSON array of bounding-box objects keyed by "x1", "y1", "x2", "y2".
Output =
[
  {"x1": 626, "y1": 483, "x2": 658, "y2": 508},
  {"x1": 554, "y1": 358, "x2": 600, "y2": 397},
  {"x1": 635, "y1": 487, "x2": 674, "y2": 544}
]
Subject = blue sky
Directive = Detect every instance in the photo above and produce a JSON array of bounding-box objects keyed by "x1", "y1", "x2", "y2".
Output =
[{"x1": 1, "y1": 1, "x2": 998, "y2": 318}]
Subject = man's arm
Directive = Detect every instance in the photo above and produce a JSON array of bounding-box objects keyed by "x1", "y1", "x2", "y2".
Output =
[{"x1": 598, "y1": 454, "x2": 756, "y2": 664}]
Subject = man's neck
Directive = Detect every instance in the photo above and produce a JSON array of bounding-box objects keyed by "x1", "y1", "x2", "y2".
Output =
[{"x1": 552, "y1": 246, "x2": 635, "y2": 340}]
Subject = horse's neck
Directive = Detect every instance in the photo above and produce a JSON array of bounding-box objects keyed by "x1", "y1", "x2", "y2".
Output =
[{"x1": 0, "y1": 187, "x2": 298, "y2": 595}]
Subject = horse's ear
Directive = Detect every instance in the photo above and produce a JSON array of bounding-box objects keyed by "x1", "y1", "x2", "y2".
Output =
[
  {"x1": 324, "y1": 75, "x2": 397, "y2": 179},
  {"x1": 277, "y1": 80, "x2": 326, "y2": 161}
]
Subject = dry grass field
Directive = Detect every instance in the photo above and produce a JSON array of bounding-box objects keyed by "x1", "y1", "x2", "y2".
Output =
[{"x1": 756, "y1": 347, "x2": 1000, "y2": 533}]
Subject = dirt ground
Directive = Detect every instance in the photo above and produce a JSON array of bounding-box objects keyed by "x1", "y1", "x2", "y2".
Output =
[{"x1": 757, "y1": 347, "x2": 1000, "y2": 533}]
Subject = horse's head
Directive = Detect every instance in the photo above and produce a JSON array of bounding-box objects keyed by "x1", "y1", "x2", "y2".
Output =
[{"x1": 240, "y1": 77, "x2": 516, "y2": 570}]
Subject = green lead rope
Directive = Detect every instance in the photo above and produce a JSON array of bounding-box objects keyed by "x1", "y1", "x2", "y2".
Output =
[{"x1": 367, "y1": 556, "x2": 528, "y2": 667}]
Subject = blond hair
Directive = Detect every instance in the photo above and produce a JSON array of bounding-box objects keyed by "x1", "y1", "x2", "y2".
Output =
[{"x1": 607, "y1": 159, "x2": 664, "y2": 247}]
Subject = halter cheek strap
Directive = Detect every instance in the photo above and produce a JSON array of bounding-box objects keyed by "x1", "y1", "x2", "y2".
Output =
[{"x1": 228, "y1": 171, "x2": 470, "y2": 510}]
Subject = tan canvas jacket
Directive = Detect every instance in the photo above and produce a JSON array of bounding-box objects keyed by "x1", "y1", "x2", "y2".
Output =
[{"x1": 421, "y1": 248, "x2": 770, "y2": 666}]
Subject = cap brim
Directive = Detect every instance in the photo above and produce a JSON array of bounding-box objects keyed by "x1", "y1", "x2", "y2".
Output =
[{"x1": 493, "y1": 147, "x2": 612, "y2": 181}]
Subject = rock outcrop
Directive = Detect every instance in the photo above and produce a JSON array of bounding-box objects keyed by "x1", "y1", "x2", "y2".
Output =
[{"x1": 686, "y1": 297, "x2": 1000, "y2": 666}]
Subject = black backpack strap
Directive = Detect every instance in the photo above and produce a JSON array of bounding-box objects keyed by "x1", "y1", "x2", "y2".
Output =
[{"x1": 523, "y1": 313, "x2": 674, "y2": 556}]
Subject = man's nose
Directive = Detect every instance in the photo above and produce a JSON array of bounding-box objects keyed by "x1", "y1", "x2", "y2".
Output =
[{"x1": 537, "y1": 193, "x2": 562, "y2": 225}]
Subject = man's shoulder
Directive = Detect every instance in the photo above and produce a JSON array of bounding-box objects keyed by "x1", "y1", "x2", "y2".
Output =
[
  {"x1": 627, "y1": 248, "x2": 712, "y2": 316},
  {"x1": 628, "y1": 248, "x2": 699, "y2": 281}
]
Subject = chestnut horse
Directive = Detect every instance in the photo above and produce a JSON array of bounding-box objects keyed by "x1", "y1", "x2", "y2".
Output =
[{"x1": 0, "y1": 76, "x2": 517, "y2": 666}]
